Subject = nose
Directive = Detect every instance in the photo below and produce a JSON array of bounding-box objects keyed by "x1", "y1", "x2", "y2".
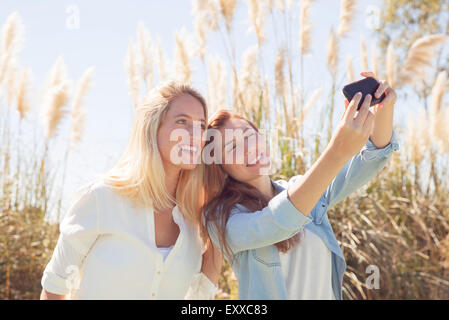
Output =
[{"x1": 245, "y1": 133, "x2": 266, "y2": 159}]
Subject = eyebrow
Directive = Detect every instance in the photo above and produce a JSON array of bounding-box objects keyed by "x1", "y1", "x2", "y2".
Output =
[
  {"x1": 174, "y1": 113, "x2": 206, "y2": 123},
  {"x1": 224, "y1": 126, "x2": 253, "y2": 147}
]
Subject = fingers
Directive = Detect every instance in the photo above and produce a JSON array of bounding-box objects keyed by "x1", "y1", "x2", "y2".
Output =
[
  {"x1": 354, "y1": 94, "x2": 372, "y2": 126},
  {"x1": 382, "y1": 87, "x2": 397, "y2": 105},
  {"x1": 375, "y1": 80, "x2": 389, "y2": 99},
  {"x1": 341, "y1": 99, "x2": 349, "y2": 120},
  {"x1": 343, "y1": 92, "x2": 362, "y2": 122},
  {"x1": 360, "y1": 71, "x2": 378, "y2": 80}
]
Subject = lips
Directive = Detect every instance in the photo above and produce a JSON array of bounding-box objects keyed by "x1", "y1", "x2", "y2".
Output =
[
  {"x1": 247, "y1": 152, "x2": 268, "y2": 167},
  {"x1": 179, "y1": 144, "x2": 198, "y2": 153}
]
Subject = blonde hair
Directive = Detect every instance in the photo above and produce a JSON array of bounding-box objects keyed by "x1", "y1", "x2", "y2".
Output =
[{"x1": 104, "y1": 80, "x2": 207, "y2": 224}]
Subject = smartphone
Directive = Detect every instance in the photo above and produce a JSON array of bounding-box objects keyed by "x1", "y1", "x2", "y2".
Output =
[{"x1": 342, "y1": 77, "x2": 386, "y2": 110}]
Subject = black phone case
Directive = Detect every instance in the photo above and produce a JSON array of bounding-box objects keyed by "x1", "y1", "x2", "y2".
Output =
[{"x1": 342, "y1": 77, "x2": 386, "y2": 110}]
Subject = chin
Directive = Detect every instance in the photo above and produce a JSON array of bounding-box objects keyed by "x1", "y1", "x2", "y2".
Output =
[{"x1": 177, "y1": 163, "x2": 199, "y2": 171}]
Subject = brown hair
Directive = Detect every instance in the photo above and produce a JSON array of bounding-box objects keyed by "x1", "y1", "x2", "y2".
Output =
[{"x1": 202, "y1": 109, "x2": 300, "y2": 263}]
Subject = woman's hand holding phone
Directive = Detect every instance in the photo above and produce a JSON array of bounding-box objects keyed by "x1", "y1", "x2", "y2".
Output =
[
  {"x1": 360, "y1": 71, "x2": 397, "y2": 113},
  {"x1": 330, "y1": 91, "x2": 375, "y2": 160}
]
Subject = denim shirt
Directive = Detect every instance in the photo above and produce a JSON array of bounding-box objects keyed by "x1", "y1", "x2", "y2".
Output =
[{"x1": 206, "y1": 132, "x2": 399, "y2": 300}]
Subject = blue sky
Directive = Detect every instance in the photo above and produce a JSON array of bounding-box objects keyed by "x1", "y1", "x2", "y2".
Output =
[{"x1": 1, "y1": 0, "x2": 398, "y2": 219}]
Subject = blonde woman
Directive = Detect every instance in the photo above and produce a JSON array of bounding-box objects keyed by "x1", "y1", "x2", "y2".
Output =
[{"x1": 40, "y1": 81, "x2": 220, "y2": 299}]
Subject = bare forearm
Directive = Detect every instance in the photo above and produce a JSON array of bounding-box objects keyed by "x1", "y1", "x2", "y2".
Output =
[
  {"x1": 370, "y1": 106, "x2": 393, "y2": 148},
  {"x1": 362, "y1": 71, "x2": 396, "y2": 149},
  {"x1": 200, "y1": 241, "x2": 222, "y2": 285},
  {"x1": 40, "y1": 289, "x2": 66, "y2": 300},
  {"x1": 287, "y1": 145, "x2": 350, "y2": 216}
]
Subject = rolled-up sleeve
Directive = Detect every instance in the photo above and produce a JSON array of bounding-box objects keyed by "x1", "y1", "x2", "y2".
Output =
[
  {"x1": 41, "y1": 185, "x2": 100, "y2": 295},
  {"x1": 207, "y1": 189, "x2": 312, "y2": 255},
  {"x1": 325, "y1": 131, "x2": 400, "y2": 208},
  {"x1": 184, "y1": 273, "x2": 218, "y2": 300}
]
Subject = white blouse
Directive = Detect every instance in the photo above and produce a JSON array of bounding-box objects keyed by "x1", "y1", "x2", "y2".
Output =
[
  {"x1": 279, "y1": 229, "x2": 335, "y2": 300},
  {"x1": 41, "y1": 180, "x2": 208, "y2": 300}
]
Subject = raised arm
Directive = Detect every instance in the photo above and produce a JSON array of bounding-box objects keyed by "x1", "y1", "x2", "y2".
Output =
[
  {"x1": 324, "y1": 72, "x2": 398, "y2": 208},
  {"x1": 287, "y1": 90, "x2": 375, "y2": 216}
]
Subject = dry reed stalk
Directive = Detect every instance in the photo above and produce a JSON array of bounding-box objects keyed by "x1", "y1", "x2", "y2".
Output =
[
  {"x1": 218, "y1": 0, "x2": 238, "y2": 31},
  {"x1": 231, "y1": 71, "x2": 239, "y2": 109},
  {"x1": 136, "y1": 22, "x2": 154, "y2": 90},
  {"x1": 436, "y1": 107, "x2": 449, "y2": 154},
  {"x1": 430, "y1": 71, "x2": 447, "y2": 117},
  {"x1": 429, "y1": 71, "x2": 448, "y2": 154},
  {"x1": 174, "y1": 28, "x2": 193, "y2": 83},
  {"x1": 41, "y1": 57, "x2": 71, "y2": 140},
  {"x1": 70, "y1": 67, "x2": 94, "y2": 148},
  {"x1": 371, "y1": 44, "x2": 379, "y2": 77},
  {"x1": 397, "y1": 34, "x2": 448, "y2": 87},
  {"x1": 262, "y1": 76, "x2": 270, "y2": 122},
  {"x1": 274, "y1": 47, "x2": 286, "y2": 99},
  {"x1": 207, "y1": 55, "x2": 228, "y2": 113},
  {"x1": 327, "y1": 27, "x2": 338, "y2": 77},
  {"x1": 156, "y1": 38, "x2": 168, "y2": 82},
  {"x1": 247, "y1": 0, "x2": 268, "y2": 47},
  {"x1": 337, "y1": 0, "x2": 358, "y2": 38},
  {"x1": 0, "y1": 51, "x2": 12, "y2": 85},
  {"x1": 302, "y1": 87, "x2": 323, "y2": 121},
  {"x1": 299, "y1": 0, "x2": 313, "y2": 56},
  {"x1": 192, "y1": 0, "x2": 218, "y2": 62},
  {"x1": 405, "y1": 110, "x2": 428, "y2": 164},
  {"x1": 192, "y1": 0, "x2": 219, "y2": 33},
  {"x1": 440, "y1": 234, "x2": 449, "y2": 268},
  {"x1": 6, "y1": 63, "x2": 17, "y2": 107},
  {"x1": 360, "y1": 36, "x2": 368, "y2": 72},
  {"x1": 346, "y1": 54, "x2": 355, "y2": 82},
  {"x1": 0, "y1": 12, "x2": 24, "y2": 62},
  {"x1": 386, "y1": 43, "x2": 396, "y2": 88},
  {"x1": 295, "y1": 87, "x2": 323, "y2": 135},
  {"x1": 124, "y1": 41, "x2": 141, "y2": 108},
  {"x1": 13, "y1": 67, "x2": 32, "y2": 119},
  {"x1": 239, "y1": 45, "x2": 261, "y2": 117}
]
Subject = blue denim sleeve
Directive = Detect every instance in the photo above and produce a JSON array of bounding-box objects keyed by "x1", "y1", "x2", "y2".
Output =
[
  {"x1": 206, "y1": 189, "x2": 312, "y2": 255},
  {"x1": 324, "y1": 130, "x2": 399, "y2": 208}
]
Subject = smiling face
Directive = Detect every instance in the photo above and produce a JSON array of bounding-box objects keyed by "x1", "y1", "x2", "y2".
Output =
[
  {"x1": 218, "y1": 117, "x2": 271, "y2": 183},
  {"x1": 157, "y1": 93, "x2": 206, "y2": 171}
]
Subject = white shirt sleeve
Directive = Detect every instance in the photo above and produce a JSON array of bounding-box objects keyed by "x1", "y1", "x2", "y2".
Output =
[
  {"x1": 41, "y1": 184, "x2": 100, "y2": 295},
  {"x1": 184, "y1": 273, "x2": 218, "y2": 300}
]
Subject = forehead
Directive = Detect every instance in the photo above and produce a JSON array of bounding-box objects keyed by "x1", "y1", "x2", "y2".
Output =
[
  {"x1": 165, "y1": 94, "x2": 205, "y2": 120},
  {"x1": 220, "y1": 117, "x2": 251, "y2": 131},
  {"x1": 219, "y1": 117, "x2": 256, "y2": 147}
]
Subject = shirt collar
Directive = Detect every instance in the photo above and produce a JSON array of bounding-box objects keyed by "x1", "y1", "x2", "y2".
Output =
[{"x1": 270, "y1": 178, "x2": 284, "y2": 194}]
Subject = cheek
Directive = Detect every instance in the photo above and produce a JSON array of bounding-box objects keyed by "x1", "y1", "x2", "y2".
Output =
[{"x1": 157, "y1": 126, "x2": 179, "y2": 161}]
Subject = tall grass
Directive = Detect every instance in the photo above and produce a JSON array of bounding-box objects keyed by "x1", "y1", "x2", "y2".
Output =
[
  {"x1": 0, "y1": 12, "x2": 93, "y2": 299},
  {"x1": 1, "y1": 0, "x2": 449, "y2": 300}
]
